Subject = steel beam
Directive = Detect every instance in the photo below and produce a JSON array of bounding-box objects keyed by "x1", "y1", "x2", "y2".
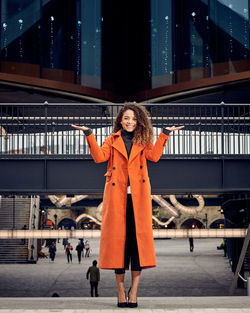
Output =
[
  {"x1": 0, "y1": 228, "x2": 247, "y2": 239},
  {"x1": 1, "y1": 158, "x2": 250, "y2": 194}
]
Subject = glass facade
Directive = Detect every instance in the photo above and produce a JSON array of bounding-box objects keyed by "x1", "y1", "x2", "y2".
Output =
[
  {"x1": 151, "y1": 0, "x2": 250, "y2": 88},
  {"x1": 0, "y1": 0, "x2": 250, "y2": 98},
  {"x1": 0, "y1": 0, "x2": 101, "y2": 88}
]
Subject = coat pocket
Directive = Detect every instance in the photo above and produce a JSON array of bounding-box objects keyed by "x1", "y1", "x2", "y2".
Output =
[{"x1": 104, "y1": 170, "x2": 112, "y2": 182}]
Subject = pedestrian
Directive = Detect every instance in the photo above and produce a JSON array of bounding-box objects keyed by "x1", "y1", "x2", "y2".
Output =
[
  {"x1": 62, "y1": 238, "x2": 68, "y2": 250},
  {"x1": 80, "y1": 238, "x2": 85, "y2": 257},
  {"x1": 76, "y1": 240, "x2": 84, "y2": 263},
  {"x1": 85, "y1": 240, "x2": 90, "y2": 257},
  {"x1": 86, "y1": 260, "x2": 100, "y2": 297},
  {"x1": 72, "y1": 102, "x2": 184, "y2": 307},
  {"x1": 21, "y1": 224, "x2": 27, "y2": 244},
  {"x1": 65, "y1": 242, "x2": 73, "y2": 263},
  {"x1": 49, "y1": 241, "x2": 56, "y2": 262},
  {"x1": 189, "y1": 237, "x2": 194, "y2": 252},
  {"x1": 57, "y1": 227, "x2": 61, "y2": 243},
  {"x1": 222, "y1": 238, "x2": 227, "y2": 257}
]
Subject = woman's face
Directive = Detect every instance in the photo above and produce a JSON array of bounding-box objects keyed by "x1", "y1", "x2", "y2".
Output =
[{"x1": 120, "y1": 109, "x2": 137, "y2": 132}]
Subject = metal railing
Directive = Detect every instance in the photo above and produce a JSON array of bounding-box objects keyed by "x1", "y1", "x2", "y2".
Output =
[{"x1": 0, "y1": 103, "x2": 250, "y2": 158}]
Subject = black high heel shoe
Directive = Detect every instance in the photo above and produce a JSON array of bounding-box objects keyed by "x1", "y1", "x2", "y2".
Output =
[
  {"x1": 127, "y1": 287, "x2": 138, "y2": 308},
  {"x1": 117, "y1": 290, "x2": 127, "y2": 308}
]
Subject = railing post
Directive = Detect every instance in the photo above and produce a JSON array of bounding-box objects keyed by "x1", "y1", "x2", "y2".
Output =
[
  {"x1": 44, "y1": 101, "x2": 48, "y2": 156},
  {"x1": 238, "y1": 273, "x2": 250, "y2": 296},
  {"x1": 221, "y1": 101, "x2": 225, "y2": 156}
]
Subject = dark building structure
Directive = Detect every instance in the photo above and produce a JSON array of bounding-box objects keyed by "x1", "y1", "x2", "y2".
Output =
[{"x1": 0, "y1": 0, "x2": 250, "y2": 102}]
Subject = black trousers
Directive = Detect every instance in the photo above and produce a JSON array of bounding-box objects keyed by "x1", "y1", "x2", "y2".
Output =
[
  {"x1": 67, "y1": 253, "x2": 72, "y2": 263},
  {"x1": 90, "y1": 281, "x2": 99, "y2": 297},
  {"x1": 77, "y1": 252, "x2": 82, "y2": 263},
  {"x1": 115, "y1": 194, "x2": 141, "y2": 274}
]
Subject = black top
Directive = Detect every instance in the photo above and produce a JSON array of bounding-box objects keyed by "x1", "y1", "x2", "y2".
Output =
[{"x1": 121, "y1": 129, "x2": 134, "y2": 158}]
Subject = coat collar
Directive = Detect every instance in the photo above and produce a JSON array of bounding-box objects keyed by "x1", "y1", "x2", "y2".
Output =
[{"x1": 112, "y1": 130, "x2": 144, "y2": 162}]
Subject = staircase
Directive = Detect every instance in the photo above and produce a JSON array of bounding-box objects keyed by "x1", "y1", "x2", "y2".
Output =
[{"x1": 0, "y1": 197, "x2": 31, "y2": 263}]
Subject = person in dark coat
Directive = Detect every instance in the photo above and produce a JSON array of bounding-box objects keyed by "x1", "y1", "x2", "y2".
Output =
[
  {"x1": 76, "y1": 240, "x2": 84, "y2": 263},
  {"x1": 21, "y1": 224, "x2": 27, "y2": 244},
  {"x1": 86, "y1": 260, "x2": 100, "y2": 297},
  {"x1": 49, "y1": 241, "x2": 56, "y2": 262},
  {"x1": 189, "y1": 237, "x2": 194, "y2": 252}
]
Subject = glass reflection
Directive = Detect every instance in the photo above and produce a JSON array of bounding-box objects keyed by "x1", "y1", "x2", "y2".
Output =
[
  {"x1": 151, "y1": 0, "x2": 250, "y2": 88},
  {"x1": 0, "y1": 0, "x2": 101, "y2": 89}
]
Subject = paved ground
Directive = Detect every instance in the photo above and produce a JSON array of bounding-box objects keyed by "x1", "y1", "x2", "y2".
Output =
[
  {"x1": 0, "y1": 296, "x2": 250, "y2": 312},
  {"x1": 0, "y1": 238, "x2": 249, "y2": 312},
  {"x1": 0, "y1": 238, "x2": 246, "y2": 297}
]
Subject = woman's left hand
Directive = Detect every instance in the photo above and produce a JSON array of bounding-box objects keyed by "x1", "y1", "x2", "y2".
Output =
[{"x1": 165, "y1": 125, "x2": 184, "y2": 132}]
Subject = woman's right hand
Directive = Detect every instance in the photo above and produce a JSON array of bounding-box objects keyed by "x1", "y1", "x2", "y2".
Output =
[{"x1": 71, "y1": 124, "x2": 89, "y2": 131}]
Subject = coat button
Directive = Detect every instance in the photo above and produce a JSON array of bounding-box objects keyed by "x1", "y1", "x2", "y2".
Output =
[
  {"x1": 140, "y1": 165, "x2": 143, "y2": 169},
  {"x1": 113, "y1": 167, "x2": 116, "y2": 170},
  {"x1": 142, "y1": 179, "x2": 145, "y2": 183},
  {"x1": 112, "y1": 183, "x2": 115, "y2": 186}
]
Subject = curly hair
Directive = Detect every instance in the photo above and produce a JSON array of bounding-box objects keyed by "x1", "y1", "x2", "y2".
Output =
[{"x1": 112, "y1": 102, "x2": 153, "y2": 146}]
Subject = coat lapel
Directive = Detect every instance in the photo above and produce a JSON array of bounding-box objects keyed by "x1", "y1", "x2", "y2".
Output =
[{"x1": 112, "y1": 130, "x2": 128, "y2": 160}]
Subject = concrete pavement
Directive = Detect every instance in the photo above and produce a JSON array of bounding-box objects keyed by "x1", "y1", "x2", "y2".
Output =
[{"x1": 0, "y1": 238, "x2": 249, "y2": 312}]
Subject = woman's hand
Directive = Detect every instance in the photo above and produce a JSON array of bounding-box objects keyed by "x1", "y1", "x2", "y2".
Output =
[
  {"x1": 71, "y1": 124, "x2": 89, "y2": 131},
  {"x1": 165, "y1": 125, "x2": 184, "y2": 132}
]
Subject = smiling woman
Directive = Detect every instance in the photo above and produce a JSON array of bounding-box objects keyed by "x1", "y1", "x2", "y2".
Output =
[
  {"x1": 120, "y1": 110, "x2": 137, "y2": 132},
  {"x1": 71, "y1": 102, "x2": 184, "y2": 308}
]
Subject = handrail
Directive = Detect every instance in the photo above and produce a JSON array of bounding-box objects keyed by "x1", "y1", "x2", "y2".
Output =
[{"x1": 1, "y1": 103, "x2": 250, "y2": 157}]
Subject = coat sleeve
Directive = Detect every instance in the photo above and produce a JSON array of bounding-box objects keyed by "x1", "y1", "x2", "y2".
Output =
[
  {"x1": 85, "y1": 133, "x2": 112, "y2": 163},
  {"x1": 145, "y1": 132, "x2": 170, "y2": 162}
]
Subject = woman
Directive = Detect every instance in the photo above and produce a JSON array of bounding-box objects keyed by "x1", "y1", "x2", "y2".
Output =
[
  {"x1": 72, "y1": 102, "x2": 183, "y2": 307},
  {"x1": 65, "y1": 242, "x2": 73, "y2": 263}
]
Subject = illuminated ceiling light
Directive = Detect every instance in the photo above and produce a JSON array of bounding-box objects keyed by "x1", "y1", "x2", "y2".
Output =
[
  {"x1": 18, "y1": 19, "x2": 23, "y2": 23},
  {"x1": 50, "y1": 16, "x2": 54, "y2": 21},
  {"x1": 191, "y1": 12, "x2": 196, "y2": 17}
]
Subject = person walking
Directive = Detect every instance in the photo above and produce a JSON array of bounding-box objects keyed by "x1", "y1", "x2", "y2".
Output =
[
  {"x1": 76, "y1": 240, "x2": 84, "y2": 264},
  {"x1": 85, "y1": 240, "x2": 90, "y2": 257},
  {"x1": 189, "y1": 237, "x2": 194, "y2": 252},
  {"x1": 21, "y1": 224, "x2": 27, "y2": 244},
  {"x1": 65, "y1": 242, "x2": 73, "y2": 263},
  {"x1": 49, "y1": 241, "x2": 56, "y2": 262},
  {"x1": 62, "y1": 238, "x2": 68, "y2": 250},
  {"x1": 86, "y1": 260, "x2": 100, "y2": 297},
  {"x1": 80, "y1": 238, "x2": 85, "y2": 257},
  {"x1": 72, "y1": 102, "x2": 184, "y2": 307},
  {"x1": 222, "y1": 238, "x2": 227, "y2": 257}
]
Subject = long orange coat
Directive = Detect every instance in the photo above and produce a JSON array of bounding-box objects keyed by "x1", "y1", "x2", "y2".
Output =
[{"x1": 85, "y1": 130, "x2": 170, "y2": 269}]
